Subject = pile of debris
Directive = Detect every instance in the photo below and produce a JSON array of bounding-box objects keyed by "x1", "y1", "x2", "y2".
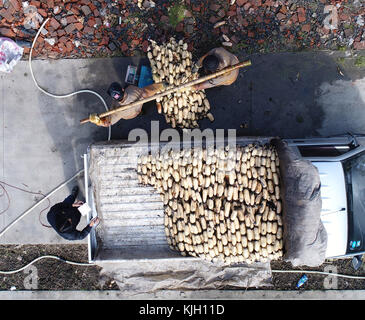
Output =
[{"x1": 0, "y1": 0, "x2": 363, "y2": 60}]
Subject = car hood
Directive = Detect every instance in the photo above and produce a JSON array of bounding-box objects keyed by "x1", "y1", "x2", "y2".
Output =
[{"x1": 312, "y1": 161, "x2": 348, "y2": 258}]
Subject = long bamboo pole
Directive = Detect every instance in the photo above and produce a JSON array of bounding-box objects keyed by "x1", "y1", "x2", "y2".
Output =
[{"x1": 80, "y1": 60, "x2": 251, "y2": 124}]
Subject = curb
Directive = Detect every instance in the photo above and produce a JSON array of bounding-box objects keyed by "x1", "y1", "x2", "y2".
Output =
[{"x1": 1, "y1": 290, "x2": 365, "y2": 300}]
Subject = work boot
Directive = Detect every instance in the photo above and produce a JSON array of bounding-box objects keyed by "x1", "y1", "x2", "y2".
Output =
[{"x1": 71, "y1": 186, "x2": 79, "y2": 198}]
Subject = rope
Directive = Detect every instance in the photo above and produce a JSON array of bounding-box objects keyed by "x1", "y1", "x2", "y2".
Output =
[
  {"x1": 0, "y1": 180, "x2": 51, "y2": 227},
  {"x1": 271, "y1": 268, "x2": 365, "y2": 280},
  {"x1": 0, "y1": 255, "x2": 94, "y2": 275},
  {"x1": 29, "y1": 18, "x2": 111, "y2": 141},
  {"x1": 0, "y1": 170, "x2": 84, "y2": 238}
]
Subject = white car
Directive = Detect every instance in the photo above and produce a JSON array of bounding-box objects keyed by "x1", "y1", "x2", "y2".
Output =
[{"x1": 286, "y1": 134, "x2": 365, "y2": 260}]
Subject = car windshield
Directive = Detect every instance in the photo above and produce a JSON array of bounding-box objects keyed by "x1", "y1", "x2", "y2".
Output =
[{"x1": 343, "y1": 151, "x2": 365, "y2": 254}]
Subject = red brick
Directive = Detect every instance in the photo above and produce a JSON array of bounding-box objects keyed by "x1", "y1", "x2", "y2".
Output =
[
  {"x1": 58, "y1": 42, "x2": 66, "y2": 52},
  {"x1": 64, "y1": 23, "x2": 76, "y2": 34},
  {"x1": 70, "y1": 7, "x2": 80, "y2": 15},
  {"x1": 81, "y1": 5, "x2": 91, "y2": 15},
  {"x1": 29, "y1": 0, "x2": 40, "y2": 7},
  {"x1": 252, "y1": 0, "x2": 261, "y2": 6},
  {"x1": 280, "y1": 5, "x2": 288, "y2": 14},
  {"x1": 227, "y1": 10, "x2": 236, "y2": 16},
  {"x1": 142, "y1": 40, "x2": 149, "y2": 52},
  {"x1": 209, "y1": 16, "x2": 219, "y2": 24},
  {"x1": 121, "y1": 42, "x2": 128, "y2": 52},
  {"x1": 175, "y1": 22, "x2": 184, "y2": 32},
  {"x1": 9, "y1": 0, "x2": 21, "y2": 11},
  {"x1": 297, "y1": 7, "x2": 306, "y2": 23},
  {"x1": 46, "y1": 0, "x2": 54, "y2": 7},
  {"x1": 49, "y1": 17, "x2": 60, "y2": 29},
  {"x1": 291, "y1": 13, "x2": 298, "y2": 23},
  {"x1": 301, "y1": 24, "x2": 311, "y2": 32},
  {"x1": 83, "y1": 26, "x2": 94, "y2": 34},
  {"x1": 88, "y1": 3, "x2": 97, "y2": 11},
  {"x1": 160, "y1": 15, "x2": 169, "y2": 23},
  {"x1": 75, "y1": 22, "x2": 83, "y2": 31},
  {"x1": 276, "y1": 12, "x2": 286, "y2": 20},
  {"x1": 87, "y1": 17, "x2": 96, "y2": 27},
  {"x1": 57, "y1": 29, "x2": 66, "y2": 36},
  {"x1": 132, "y1": 39, "x2": 140, "y2": 46},
  {"x1": 65, "y1": 41, "x2": 73, "y2": 52},
  {"x1": 236, "y1": 0, "x2": 247, "y2": 6},
  {"x1": 209, "y1": 3, "x2": 220, "y2": 11},
  {"x1": 0, "y1": 8, "x2": 14, "y2": 22},
  {"x1": 0, "y1": 27, "x2": 15, "y2": 38},
  {"x1": 66, "y1": 15, "x2": 78, "y2": 24},
  {"x1": 38, "y1": 8, "x2": 48, "y2": 17},
  {"x1": 339, "y1": 13, "x2": 350, "y2": 21},
  {"x1": 353, "y1": 41, "x2": 365, "y2": 50},
  {"x1": 192, "y1": 4, "x2": 200, "y2": 12},
  {"x1": 99, "y1": 36, "x2": 109, "y2": 45},
  {"x1": 58, "y1": 36, "x2": 68, "y2": 43}
]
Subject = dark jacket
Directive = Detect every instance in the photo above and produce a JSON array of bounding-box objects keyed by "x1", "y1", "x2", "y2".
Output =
[{"x1": 47, "y1": 203, "x2": 91, "y2": 240}]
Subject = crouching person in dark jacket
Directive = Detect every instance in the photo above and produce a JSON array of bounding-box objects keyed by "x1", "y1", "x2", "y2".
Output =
[{"x1": 47, "y1": 186, "x2": 100, "y2": 241}]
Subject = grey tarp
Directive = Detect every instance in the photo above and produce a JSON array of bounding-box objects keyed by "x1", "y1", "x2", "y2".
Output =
[
  {"x1": 97, "y1": 259, "x2": 272, "y2": 294},
  {"x1": 272, "y1": 139, "x2": 328, "y2": 267}
]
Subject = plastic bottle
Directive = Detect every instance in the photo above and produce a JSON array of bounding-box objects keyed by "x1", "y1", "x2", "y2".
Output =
[{"x1": 296, "y1": 275, "x2": 308, "y2": 288}]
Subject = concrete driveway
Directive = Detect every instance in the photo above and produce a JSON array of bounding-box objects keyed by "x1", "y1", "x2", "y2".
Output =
[{"x1": 0, "y1": 50, "x2": 364, "y2": 244}]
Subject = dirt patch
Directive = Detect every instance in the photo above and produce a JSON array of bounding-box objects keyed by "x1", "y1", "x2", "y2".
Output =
[
  {"x1": 1, "y1": 244, "x2": 364, "y2": 291},
  {"x1": 0, "y1": 245, "x2": 118, "y2": 291}
]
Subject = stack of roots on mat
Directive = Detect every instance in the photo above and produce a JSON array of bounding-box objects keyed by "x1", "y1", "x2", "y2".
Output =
[
  {"x1": 147, "y1": 37, "x2": 214, "y2": 129},
  {"x1": 137, "y1": 143, "x2": 284, "y2": 265}
]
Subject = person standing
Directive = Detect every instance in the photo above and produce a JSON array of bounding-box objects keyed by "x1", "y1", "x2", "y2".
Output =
[
  {"x1": 90, "y1": 82, "x2": 166, "y2": 127},
  {"x1": 193, "y1": 47, "x2": 240, "y2": 90}
]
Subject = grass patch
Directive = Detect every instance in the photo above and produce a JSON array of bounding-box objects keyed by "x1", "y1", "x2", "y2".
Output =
[
  {"x1": 337, "y1": 45, "x2": 347, "y2": 51},
  {"x1": 354, "y1": 56, "x2": 365, "y2": 67},
  {"x1": 168, "y1": 3, "x2": 186, "y2": 28}
]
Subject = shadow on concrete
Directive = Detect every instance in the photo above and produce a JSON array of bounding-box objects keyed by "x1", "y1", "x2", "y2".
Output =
[
  {"x1": 36, "y1": 51, "x2": 365, "y2": 199},
  {"x1": 199, "y1": 51, "x2": 365, "y2": 139}
]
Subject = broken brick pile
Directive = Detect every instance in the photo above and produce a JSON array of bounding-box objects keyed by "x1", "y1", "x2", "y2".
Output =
[{"x1": 0, "y1": 0, "x2": 364, "y2": 60}]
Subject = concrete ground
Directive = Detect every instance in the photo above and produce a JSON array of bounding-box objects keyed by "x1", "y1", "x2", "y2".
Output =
[{"x1": 0, "y1": 50, "x2": 365, "y2": 244}]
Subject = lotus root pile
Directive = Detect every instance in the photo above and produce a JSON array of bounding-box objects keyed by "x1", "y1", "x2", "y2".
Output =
[
  {"x1": 137, "y1": 144, "x2": 284, "y2": 265},
  {"x1": 147, "y1": 38, "x2": 214, "y2": 128}
]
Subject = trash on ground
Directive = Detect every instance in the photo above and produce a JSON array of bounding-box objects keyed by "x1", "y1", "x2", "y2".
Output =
[
  {"x1": 0, "y1": 38, "x2": 24, "y2": 73},
  {"x1": 296, "y1": 274, "x2": 308, "y2": 288}
]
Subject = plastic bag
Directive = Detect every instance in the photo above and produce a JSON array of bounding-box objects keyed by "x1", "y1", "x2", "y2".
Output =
[{"x1": 0, "y1": 37, "x2": 24, "y2": 73}]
